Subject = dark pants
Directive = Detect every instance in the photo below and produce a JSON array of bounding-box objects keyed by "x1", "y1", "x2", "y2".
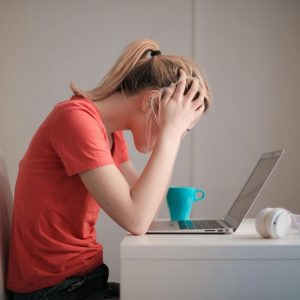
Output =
[{"x1": 8, "y1": 264, "x2": 120, "y2": 300}]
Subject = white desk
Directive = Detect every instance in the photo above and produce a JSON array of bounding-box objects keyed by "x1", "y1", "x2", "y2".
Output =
[{"x1": 120, "y1": 219, "x2": 300, "y2": 300}]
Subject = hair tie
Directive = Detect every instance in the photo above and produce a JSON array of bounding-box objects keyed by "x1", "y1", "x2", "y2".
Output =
[{"x1": 151, "y1": 50, "x2": 162, "y2": 57}]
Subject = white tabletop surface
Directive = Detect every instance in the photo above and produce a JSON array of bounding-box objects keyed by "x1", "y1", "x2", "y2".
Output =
[{"x1": 121, "y1": 219, "x2": 300, "y2": 260}]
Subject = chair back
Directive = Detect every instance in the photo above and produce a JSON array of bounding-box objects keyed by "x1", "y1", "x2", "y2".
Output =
[{"x1": 0, "y1": 150, "x2": 12, "y2": 300}]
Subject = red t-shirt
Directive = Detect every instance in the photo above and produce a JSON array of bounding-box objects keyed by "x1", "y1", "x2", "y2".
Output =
[{"x1": 6, "y1": 96, "x2": 129, "y2": 292}]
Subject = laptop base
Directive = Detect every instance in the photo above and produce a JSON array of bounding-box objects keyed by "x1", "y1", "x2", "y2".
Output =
[{"x1": 147, "y1": 219, "x2": 233, "y2": 234}]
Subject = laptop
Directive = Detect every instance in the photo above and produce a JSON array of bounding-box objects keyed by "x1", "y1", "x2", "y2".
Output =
[{"x1": 147, "y1": 150, "x2": 284, "y2": 234}]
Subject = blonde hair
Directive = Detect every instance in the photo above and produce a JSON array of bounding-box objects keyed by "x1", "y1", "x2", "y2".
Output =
[{"x1": 70, "y1": 39, "x2": 211, "y2": 112}]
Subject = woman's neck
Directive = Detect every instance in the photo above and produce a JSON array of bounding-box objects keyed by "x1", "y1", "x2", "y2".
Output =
[
  {"x1": 93, "y1": 90, "x2": 148, "y2": 137},
  {"x1": 93, "y1": 92, "x2": 132, "y2": 136}
]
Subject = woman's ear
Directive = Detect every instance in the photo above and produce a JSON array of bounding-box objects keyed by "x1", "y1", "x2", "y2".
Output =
[{"x1": 141, "y1": 90, "x2": 160, "y2": 113}]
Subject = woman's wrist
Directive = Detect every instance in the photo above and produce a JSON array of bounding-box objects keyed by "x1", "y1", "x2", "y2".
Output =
[{"x1": 158, "y1": 126, "x2": 182, "y2": 146}]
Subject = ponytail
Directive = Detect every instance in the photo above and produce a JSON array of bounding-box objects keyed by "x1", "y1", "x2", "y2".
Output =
[
  {"x1": 70, "y1": 39, "x2": 211, "y2": 111},
  {"x1": 70, "y1": 39, "x2": 159, "y2": 101}
]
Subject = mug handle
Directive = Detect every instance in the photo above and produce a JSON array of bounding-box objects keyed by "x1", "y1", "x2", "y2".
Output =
[{"x1": 195, "y1": 189, "x2": 206, "y2": 201}]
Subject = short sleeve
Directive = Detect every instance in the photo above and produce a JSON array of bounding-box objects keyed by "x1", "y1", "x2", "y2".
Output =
[{"x1": 51, "y1": 103, "x2": 114, "y2": 176}]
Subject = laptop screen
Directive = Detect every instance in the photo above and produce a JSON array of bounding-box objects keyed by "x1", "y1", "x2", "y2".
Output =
[{"x1": 225, "y1": 150, "x2": 283, "y2": 230}]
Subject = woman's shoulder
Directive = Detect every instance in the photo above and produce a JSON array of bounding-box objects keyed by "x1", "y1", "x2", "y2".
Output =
[
  {"x1": 52, "y1": 95, "x2": 104, "y2": 123},
  {"x1": 55, "y1": 95, "x2": 98, "y2": 113},
  {"x1": 50, "y1": 95, "x2": 106, "y2": 133}
]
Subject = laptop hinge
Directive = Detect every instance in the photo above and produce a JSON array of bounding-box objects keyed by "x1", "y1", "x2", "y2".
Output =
[
  {"x1": 224, "y1": 215, "x2": 241, "y2": 231},
  {"x1": 218, "y1": 219, "x2": 232, "y2": 228}
]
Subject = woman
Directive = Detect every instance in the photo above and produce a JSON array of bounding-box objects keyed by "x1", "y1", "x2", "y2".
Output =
[{"x1": 6, "y1": 39, "x2": 211, "y2": 299}]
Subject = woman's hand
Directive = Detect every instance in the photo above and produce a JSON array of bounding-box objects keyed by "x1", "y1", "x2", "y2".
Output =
[{"x1": 159, "y1": 69, "x2": 205, "y2": 139}]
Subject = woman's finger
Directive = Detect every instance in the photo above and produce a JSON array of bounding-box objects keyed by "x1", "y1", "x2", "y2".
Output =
[
  {"x1": 173, "y1": 69, "x2": 186, "y2": 101},
  {"x1": 188, "y1": 107, "x2": 204, "y2": 131},
  {"x1": 161, "y1": 84, "x2": 176, "y2": 104},
  {"x1": 195, "y1": 102, "x2": 205, "y2": 116},
  {"x1": 185, "y1": 77, "x2": 200, "y2": 101},
  {"x1": 191, "y1": 93, "x2": 205, "y2": 111}
]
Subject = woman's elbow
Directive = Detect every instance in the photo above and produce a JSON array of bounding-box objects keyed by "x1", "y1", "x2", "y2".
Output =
[
  {"x1": 129, "y1": 228, "x2": 147, "y2": 236},
  {"x1": 125, "y1": 218, "x2": 151, "y2": 236}
]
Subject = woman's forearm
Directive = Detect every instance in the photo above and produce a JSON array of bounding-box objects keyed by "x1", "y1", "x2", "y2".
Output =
[{"x1": 130, "y1": 130, "x2": 181, "y2": 233}]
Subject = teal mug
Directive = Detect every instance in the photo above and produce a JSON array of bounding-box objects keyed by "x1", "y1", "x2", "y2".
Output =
[{"x1": 167, "y1": 186, "x2": 206, "y2": 221}]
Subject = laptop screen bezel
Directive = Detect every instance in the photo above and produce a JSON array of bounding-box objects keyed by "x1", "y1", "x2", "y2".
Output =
[{"x1": 224, "y1": 150, "x2": 284, "y2": 231}]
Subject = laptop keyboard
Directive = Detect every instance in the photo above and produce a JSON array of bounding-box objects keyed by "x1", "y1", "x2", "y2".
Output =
[{"x1": 178, "y1": 220, "x2": 223, "y2": 230}]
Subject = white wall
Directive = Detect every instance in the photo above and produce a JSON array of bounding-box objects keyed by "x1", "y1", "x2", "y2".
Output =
[
  {"x1": 0, "y1": 0, "x2": 299, "y2": 283},
  {"x1": 192, "y1": 0, "x2": 300, "y2": 220},
  {"x1": 0, "y1": 0, "x2": 193, "y2": 282}
]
